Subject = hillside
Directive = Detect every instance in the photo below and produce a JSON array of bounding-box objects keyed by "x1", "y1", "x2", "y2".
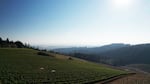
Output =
[
  {"x1": 126, "y1": 64, "x2": 150, "y2": 73},
  {"x1": 0, "y1": 48, "x2": 126, "y2": 84},
  {"x1": 53, "y1": 43, "x2": 130, "y2": 54},
  {"x1": 100, "y1": 44, "x2": 150, "y2": 66},
  {"x1": 54, "y1": 44, "x2": 150, "y2": 74},
  {"x1": 58, "y1": 44, "x2": 150, "y2": 66}
]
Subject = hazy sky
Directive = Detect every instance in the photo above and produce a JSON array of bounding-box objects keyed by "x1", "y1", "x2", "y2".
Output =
[{"x1": 0, "y1": 0, "x2": 150, "y2": 46}]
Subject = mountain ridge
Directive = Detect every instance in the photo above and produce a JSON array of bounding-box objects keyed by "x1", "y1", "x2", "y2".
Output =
[{"x1": 53, "y1": 43, "x2": 130, "y2": 54}]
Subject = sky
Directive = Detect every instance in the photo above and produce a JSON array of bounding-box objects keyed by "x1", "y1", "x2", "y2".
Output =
[{"x1": 0, "y1": 0, "x2": 150, "y2": 46}]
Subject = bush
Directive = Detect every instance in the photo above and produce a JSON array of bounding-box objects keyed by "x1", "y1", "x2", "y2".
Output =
[
  {"x1": 68, "y1": 57, "x2": 73, "y2": 60},
  {"x1": 37, "y1": 52, "x2": 49, "y2": 56}
]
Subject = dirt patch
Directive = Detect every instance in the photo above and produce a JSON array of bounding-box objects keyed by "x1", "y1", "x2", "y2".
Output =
[
  {"x1": 95, "y1": 73, "x2": 135, "y2": 84},
  {"x1": 108, "y1": 73, "x2": 150, "y2": 84}
]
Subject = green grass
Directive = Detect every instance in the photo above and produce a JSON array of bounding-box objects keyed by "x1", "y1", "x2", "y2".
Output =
[{"x1": 0, "y1": 48, "x2": 126, "y2": 84}]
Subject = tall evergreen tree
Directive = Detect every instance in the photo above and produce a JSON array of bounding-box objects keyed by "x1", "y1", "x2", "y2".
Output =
[
  {"x1": 6, "y1": 38, "x2": 9, "y2": 43},
  {"x1": 0, "y1": 37, "x2": 2, "y2": 43},
  {"x1": 0, "y1": 37, "x2": 2, "y2": 47}
]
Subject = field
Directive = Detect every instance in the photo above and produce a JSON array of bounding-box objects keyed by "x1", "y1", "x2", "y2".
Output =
[{"x1": 0, "y1": 48, "x2": 126, "y2": 84}]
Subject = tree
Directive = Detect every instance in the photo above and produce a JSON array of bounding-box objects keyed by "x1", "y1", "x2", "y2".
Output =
[
  {"x1": 0, "y1": 37, "x2": 2, "y2": 47},
  {"x1": 0, "y1": 37, "x2": 2, "y2": 43},
  {"x1": 15, "y1": 41, "x2": 24, "y2": 48},
  {"x1": 6, "y1": 38, "x2": 9, "y2": 43}
]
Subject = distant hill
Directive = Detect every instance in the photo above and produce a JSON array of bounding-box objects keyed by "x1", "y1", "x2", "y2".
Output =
[
  {"x1": 53, "y1": 47, "x2": 87, "y2": 54},
  {"x1": 54, "y1": 43, "x2": 150, "y2": 67},
  {"x1": 53, "y1": 43, "x2": 130, "y2": 54},
  {"x1": 100, "y1": 44, "x2": 150, "y2": 66}
]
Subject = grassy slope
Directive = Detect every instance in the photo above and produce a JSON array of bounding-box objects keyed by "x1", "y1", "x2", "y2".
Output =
[
  {"x1": 126, "y1": 64, "x2": 150, "y2": 73},
  {"x1": 0, "y1": 48, "x2": 126, "y2": 84}
]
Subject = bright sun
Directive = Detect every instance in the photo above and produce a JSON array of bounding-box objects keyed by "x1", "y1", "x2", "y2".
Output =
[{"x1": 112, "y1": 0, "x2": 134, "y2": 8}]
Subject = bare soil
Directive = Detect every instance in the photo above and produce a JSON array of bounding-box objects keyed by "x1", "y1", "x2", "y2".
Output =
[{"x1": 106, "y1": 73, "x2": 150, "y2": 84}]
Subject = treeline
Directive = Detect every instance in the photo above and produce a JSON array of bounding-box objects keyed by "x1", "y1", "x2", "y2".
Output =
[
  {"x1": 68, "y1": 53, "x2": 112, "y2": 65},
  {"x1": 0, "y1": 37, "x2": 57, "y2": 54},
  {"x1": 0, "y1": 37, "x2": 30, "y2": 48}
]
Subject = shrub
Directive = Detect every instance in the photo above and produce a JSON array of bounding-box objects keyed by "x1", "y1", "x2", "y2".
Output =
[
  {"x1": 68, "y1": 57, "x2": 73, "y2": 60},
  {"x1": 37, "y1": 52, "x2": 49, "y2": 56}
]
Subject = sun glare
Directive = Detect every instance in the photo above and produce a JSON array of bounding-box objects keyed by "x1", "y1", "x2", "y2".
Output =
[{"x1": 112, "y1": 0, "x2": 134, "y2": 8}]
